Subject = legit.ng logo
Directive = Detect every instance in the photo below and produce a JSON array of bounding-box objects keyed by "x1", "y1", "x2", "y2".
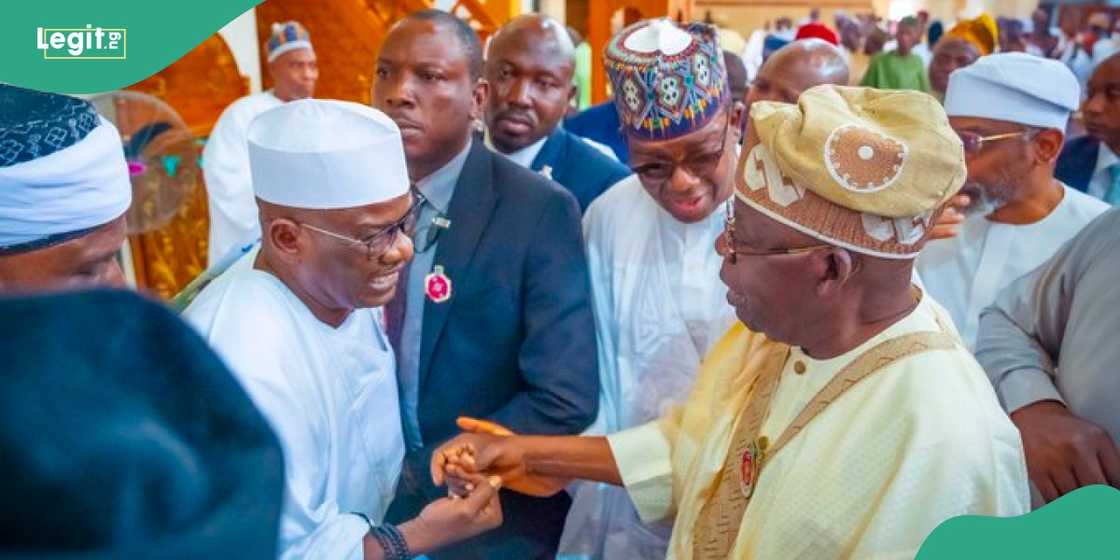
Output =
[{"x1": 36, "y1": 25, "x2": 126, "y2": 60}]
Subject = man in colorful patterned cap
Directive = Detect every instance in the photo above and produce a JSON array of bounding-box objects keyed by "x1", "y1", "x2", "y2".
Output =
[
  {"x1": 0, "y1": 85, "x2": 131, "y2": 293},
  {"x1": 559, "y1": 19, "x2": 741, "y2": 559},
  {"x1": 432, "y1": 85, "x2": 1029, "y2": 559},
  {"x1": 203, "y1": 20, "x2": 318, "y2": 266},
  {"x1": 918, "y1": 53, "x2": 1108, "y2": 349}
]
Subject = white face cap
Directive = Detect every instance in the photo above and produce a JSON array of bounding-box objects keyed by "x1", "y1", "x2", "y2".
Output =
[
  {"x1": 247, "y1": 99, "x2": 410, "y2": 209},
  {"x1": 622, "y1": 18, "x2": 694, "y2": 55},
  {"x1": 944, "y1": 52, "x2": 1080, "y2": 131}
]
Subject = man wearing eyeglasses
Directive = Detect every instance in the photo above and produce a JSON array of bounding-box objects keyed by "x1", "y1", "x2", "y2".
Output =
[
  {"x1": 184, "y1": 99, "x2": 504, "y2": 559},
  {"x1": 434, "y1": 85, "x2": 1029, "y2": 560},
  {"x1": 917, "y1": 53, "x2": 1109, "y2": 350},
  {"x1": 559, "y1": 31, "x2": 863, "y2": 559}
]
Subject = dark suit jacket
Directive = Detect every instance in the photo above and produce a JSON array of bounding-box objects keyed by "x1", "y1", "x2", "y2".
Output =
[
  {"x1": 1056, "y1": 135, "x2": 1100, "y2": 193},
  {"x1": 532, "y1": 127, "x2": 632, "y2": 213},
  {"x1": 387, "y1": 140, "x2": 599, "y2": 559},
  {"x1": 564, "y1": 101, "x2": 629, "y2": 164}
]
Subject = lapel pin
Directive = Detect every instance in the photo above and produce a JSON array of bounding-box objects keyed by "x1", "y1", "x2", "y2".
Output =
[
  {"x1": 425, "y1": 264, "x2": 452, "y2": 303},
  {"x1": 540, "y1": 164, "x2": 553, "y2": 180}
]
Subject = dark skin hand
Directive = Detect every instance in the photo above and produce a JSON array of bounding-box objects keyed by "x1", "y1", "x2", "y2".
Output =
[
  {"x1": 362, "y1": 472, "x2": 504, "y2": 559},
  {"x1": 1011, "y1": 401, "x2": 1120, "y2": 503}
]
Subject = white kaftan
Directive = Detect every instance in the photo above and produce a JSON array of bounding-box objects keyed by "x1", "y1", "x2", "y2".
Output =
[
  {"x1": 917, "y1": 184, "x2": 1108, "y2": 348},
  {"x1": 184, "y1": 249, "x2": 405, "y2": 559},
  {"x1": 202, "y1": 91, "x2": 283, "y2": 264}
]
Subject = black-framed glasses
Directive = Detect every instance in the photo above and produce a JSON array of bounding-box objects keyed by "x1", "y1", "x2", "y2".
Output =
[
  {"x1": 629, "y1": 114, "x2": 732, "y2": 185},
  {"x1": 298, "y1": 190, "x2": 426, "y2": 260},
  {"x1": 718, "y1": 200, "x2": 829, "y2": 265},
  {"x1": 955, "y1": 130, "x2": 1032, "y2": 156}
]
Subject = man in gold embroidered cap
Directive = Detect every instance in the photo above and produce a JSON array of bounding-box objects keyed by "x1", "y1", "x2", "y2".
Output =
[{"x1": 429, "y1": 85, "x2": 1030, "y2": 559}]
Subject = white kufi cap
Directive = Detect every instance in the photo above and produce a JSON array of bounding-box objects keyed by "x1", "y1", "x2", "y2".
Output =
[
  {"x1": 247, "y1": 99, "x2": 410, "y2": 209},
  {"x1": 945, "y1": 52, "x2": 1080, "y2": 131}
]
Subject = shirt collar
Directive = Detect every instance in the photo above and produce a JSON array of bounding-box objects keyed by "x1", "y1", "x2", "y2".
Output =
[
  {"x1": 415, "y1": 138, "x2": 472, "y2": 214},
  {"x1": 1097, "y1": 141, "x2": 1119, "y2": 175},
  {"x1": 484, "y1": 127, "x2": 552, "y2": 169}
]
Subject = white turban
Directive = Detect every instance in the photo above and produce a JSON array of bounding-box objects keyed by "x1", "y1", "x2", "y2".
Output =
[
  {"x1": 945, "y1": 52, "x2": 1080, "y2": 131},
  {"x1": 247, "y1": 99, "x2": 410, "y2": 209},
  {"x1": 0, "y1": 87, "x2": 131, "y2": 251}
]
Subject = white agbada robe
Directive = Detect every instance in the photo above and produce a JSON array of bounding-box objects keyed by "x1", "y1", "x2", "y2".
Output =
[
  {"x1": 202, "y1": 91, "x2": 283, "y2": 264},
  {"x1": 917, "y1": 184, "x2": 1108, "y2": 348},
  {"x1": 184, "y1": 248, "x2": 405, "y2": 559},
  {"x1": 559, "y1": 176, "x2": 736, "y2": 560}
]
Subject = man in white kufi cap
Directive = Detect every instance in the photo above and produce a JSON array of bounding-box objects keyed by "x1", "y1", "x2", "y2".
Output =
[
  {"x1": 184, "y1": 99, "x2": 503, "y2": 560},
  {"x1": 0, "y1": 84, "x2": 132, "y2": 293},
  {"x1": 918, "y1": 52, "x2": 1109, "y2": 349},
  {"x1": 202, "y1": 20, "x2": 318, "y2": 266}
]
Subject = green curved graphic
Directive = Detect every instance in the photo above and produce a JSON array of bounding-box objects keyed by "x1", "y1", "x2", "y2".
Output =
[
  {"x1": 1, "y1": 0, "x2": 262, "y2": 93},
  {"x1": 917, "y1": 485, "x2": 1120, "y2": 559}
]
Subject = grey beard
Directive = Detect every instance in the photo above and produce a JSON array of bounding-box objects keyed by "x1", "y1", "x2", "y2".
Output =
[{"x1": 962, "y1": 186, "x2": 1007, "y2": 218}]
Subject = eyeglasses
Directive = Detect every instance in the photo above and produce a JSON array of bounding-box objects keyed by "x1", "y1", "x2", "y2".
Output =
[
  {"x1": 298, "y1": 190, "x2": 426, "y2": 260},
  {"x1": 629, "y1": 114, "x2": 732, "y2": 186},
  {"x1": 955, "y1": 130, "x2": 1033, "y2": 155},
  {"x1": 718, "y1": 200, "x2": 830, "y2": 265}
]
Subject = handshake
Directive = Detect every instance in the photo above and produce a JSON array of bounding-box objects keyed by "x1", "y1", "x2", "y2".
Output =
[{"x1": 431, "y1": 417, "x2": 572, "y2": 498}]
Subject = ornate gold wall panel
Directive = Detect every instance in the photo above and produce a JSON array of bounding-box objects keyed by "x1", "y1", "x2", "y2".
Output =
[{"x1": 126, "y1": 34, "x2": 248, "y2": 299}]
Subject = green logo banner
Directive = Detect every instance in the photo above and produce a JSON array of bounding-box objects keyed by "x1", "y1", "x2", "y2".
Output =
[
  {"x1": 918, "y1": 485, "x2": 1120, "y2": 559},
  {"x1": 1, "y1": 0, "x2": 262, "y2": 93}
]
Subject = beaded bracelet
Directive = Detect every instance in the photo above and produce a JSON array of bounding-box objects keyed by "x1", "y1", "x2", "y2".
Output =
[{"x1": 352, "y1": 513, "x2": 412, "y2": 560}]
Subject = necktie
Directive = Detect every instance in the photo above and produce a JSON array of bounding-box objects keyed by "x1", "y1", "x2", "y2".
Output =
[{"x1": 1106, "y1": 163, "x2": 1120, "y2": 206}]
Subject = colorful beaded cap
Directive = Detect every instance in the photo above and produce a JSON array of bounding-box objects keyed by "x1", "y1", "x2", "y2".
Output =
[{"x1": 605, "y1": 19, "x2": 729, "y2": 141}]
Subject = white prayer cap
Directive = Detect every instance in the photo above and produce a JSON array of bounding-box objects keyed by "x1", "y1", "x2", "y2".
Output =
[
  {"x1": 944, "y1": 52, "x2": 1080, "y2": 131},
  {"x1": 247, "y1": 99, "x2": 410, "y2": 209},
  {"x1": 0, "y1": 86, "x2": 131, "y2": 252}
]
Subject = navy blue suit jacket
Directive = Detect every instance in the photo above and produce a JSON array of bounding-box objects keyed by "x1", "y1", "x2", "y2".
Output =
[
  {"x1": 531, "y1": 127, "x2": 632, "y2": 213},
  {"x1": 386, "y1": 140, "x2": 599, "y2": 559},
  {"x1": 1056, "y1": 135, "x2": 1100, "y2": 193},
  {"x1": 564, "y1": 101, "x2": 629, "y2": 164}
]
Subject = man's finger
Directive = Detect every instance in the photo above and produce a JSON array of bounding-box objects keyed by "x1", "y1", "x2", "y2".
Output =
[
  {"x1": 1072, "y1": 452, "x2": 1109, "y2": 488},
  {"x1": 1097, "y1": 440, "x2": 1120, "y2": 487},
  {"x1": 461, "y1": 474, "x2": 501, "y2": 515},
  {"x1": 457, "y1": 416, "x2": 514, "y2": 436},
  {"x1": 1052, "y1": 468, "x2": 1080, "y2": 497},
  {"x1": 432, "y1": 447, "x2": 450, "y2": 486},
  {"x1": 1036, "y1": 474, "x2": 1060, "y2": 504}
]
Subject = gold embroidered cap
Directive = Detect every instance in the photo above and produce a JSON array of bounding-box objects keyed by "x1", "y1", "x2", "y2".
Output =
[{"x1": 736, "y1": 85, "x2": 966, "y2": 259}]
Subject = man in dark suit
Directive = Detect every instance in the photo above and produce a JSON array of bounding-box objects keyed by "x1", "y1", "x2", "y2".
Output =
[
  {"x1": 373, "y1": 10, "x2": 599, "y2": 559},
  {"x1": 1056, "y1": 53, "x2": 1120, "y2": 201},
  {"x1": 484, "y1": 14, "x2": 631, "y2": 212}
]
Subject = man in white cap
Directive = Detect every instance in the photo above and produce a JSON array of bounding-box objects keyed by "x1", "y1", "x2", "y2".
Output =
[
  {"x1": 203, "y1": 20, "x2": 318, "y2": 266},
  {"x1": 184, "y1": 99, "x2": 502, "y2": 560},
  {"x1": 917, "y1": 53, "x2": 1110, "y2": 349},
  {"x1": 0, "y1": 85, "x2": 132, "y2": 293},
  {"x1": 434, "y1": 85, "x2": 1028, "y2": 559}
]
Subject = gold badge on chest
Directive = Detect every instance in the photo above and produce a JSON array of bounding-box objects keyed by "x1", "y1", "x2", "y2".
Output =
[{"x1": 738, "y1": 436, "x2": 769, "y2": 499}]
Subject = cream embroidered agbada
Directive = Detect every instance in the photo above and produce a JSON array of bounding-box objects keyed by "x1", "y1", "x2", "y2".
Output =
[{"x1": 608, "y1": 294, "x2": 1029, "y2": 559}]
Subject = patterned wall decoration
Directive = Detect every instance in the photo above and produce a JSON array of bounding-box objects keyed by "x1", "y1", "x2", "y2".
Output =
[{"x1": 127, "y1": 34, "x2": 249, "y2": 299}]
